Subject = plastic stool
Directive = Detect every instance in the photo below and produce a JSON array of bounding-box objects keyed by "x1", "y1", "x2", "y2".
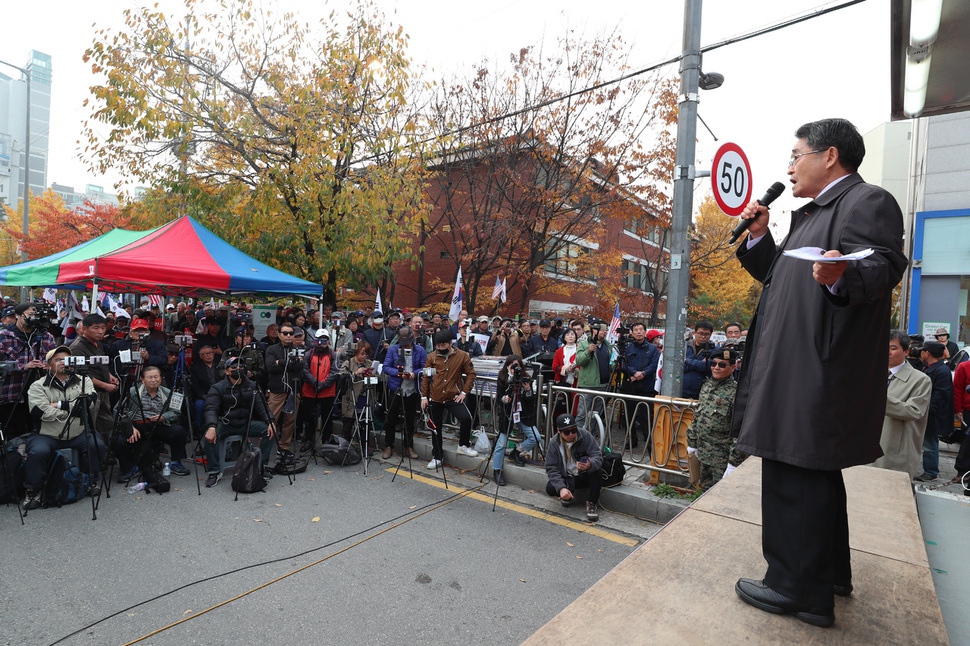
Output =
[{"x1": 216, "y1": 435, "x2": 245, "y2": 476}]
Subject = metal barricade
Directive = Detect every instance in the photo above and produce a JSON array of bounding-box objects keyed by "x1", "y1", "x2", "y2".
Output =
[{"x1": 544, "y1": 384, "x2": 697, "y2": 479}]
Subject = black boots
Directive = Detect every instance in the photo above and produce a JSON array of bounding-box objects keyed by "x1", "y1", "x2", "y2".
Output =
[{"x1": 493, "y1": 469, "x2": 506, "y2": 486}]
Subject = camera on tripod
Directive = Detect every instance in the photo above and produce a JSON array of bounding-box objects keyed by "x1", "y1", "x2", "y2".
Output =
[
  {"x1": 117, "y1": 349, "x2": 144, "y2": 366},
  {"x1": 697, "y1": 341, "x2": 717, "y2": 358},
  {"x1": 174, "y1": 334, "x2": 194, "y2": 347},
  {"x1": 0, "y1": 360, "x2": 18, "y2": 377},
  {"x1": 64, "y1": 355, "x2": 109, "y2": 374},
  {"x1": 25, "y1": 302, "x2": 55, "y2": 330},
  {"x1": 287, "y1": 348, "x2": 305, "y2": 360}
]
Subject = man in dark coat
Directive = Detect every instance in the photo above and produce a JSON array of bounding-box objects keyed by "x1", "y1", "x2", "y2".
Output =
[
  {"x1": 915, "y1": 341, "x2": 952, "y2": 481},
  {"x1": 731, "y1": 119, "x2": 908, "y2": 628}
]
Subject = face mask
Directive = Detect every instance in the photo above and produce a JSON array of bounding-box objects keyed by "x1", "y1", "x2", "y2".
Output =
[
  {"x1": 436, "y1": 348, "x2": 450, "y2": 356},
  {"x1": 226, "y1": 369, "x2": 241, "y2": 380}
]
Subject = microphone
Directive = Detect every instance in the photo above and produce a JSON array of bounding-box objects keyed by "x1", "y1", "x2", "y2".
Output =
[{"x1": 729, "y1": 182, "x2": 786, "y2": 244}]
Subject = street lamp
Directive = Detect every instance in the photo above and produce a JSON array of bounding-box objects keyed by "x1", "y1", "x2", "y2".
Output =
[{"x1": 0, "y1": 57, "x2": 31, "y2": 300}]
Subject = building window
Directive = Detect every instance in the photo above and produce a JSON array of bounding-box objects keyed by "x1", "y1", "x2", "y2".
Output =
[
  {"x1": 622, "y1": 258, "x2": 653, "y2": 291},
  {"x1": 544, "y1": 238, "x2": 591, "y2": 278}
]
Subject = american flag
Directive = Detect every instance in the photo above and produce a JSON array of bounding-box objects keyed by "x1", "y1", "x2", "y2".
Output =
[
  {"x1": 607, "y1": 303, "x2": 621, "y2": 342},
  {"x1": 148, "y1": 295, "x2": 162, "y2": 307}
]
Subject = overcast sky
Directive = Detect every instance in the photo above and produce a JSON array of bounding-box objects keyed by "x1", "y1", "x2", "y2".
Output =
[{"x1": 3, "y1": 0, "x2": 891, "y2": 220}]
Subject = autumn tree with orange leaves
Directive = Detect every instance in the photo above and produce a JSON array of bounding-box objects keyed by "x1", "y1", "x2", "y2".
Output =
[
  {"x1": 688, "y1": 195, "x2": 759, "y2": 326},
  {"x1": 412, "y1": 34, "x2": 675, "y2": 315},
  {"x1": 2, "y1": 190, "x2": 130, "y2": 260}
]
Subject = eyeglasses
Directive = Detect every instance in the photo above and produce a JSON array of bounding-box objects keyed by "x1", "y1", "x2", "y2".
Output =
[
  {"x1": 788, "y1": 149, "x2": 825, "y2": 167},
  {"x1": 711, "y1": 360, "x2": 733, "y2": 368},
  {"x1": 280, "y1": 331, "x2": 295, "y2": 336}
]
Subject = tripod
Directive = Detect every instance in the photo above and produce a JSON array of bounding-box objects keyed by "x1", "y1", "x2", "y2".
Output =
[
  {"x1": 59, "y1": 371, "x2": 103, "y2": 521},
  {"x1": 387, "y1": 384, "x2": 420, "y2": 482},
  {"x1": 0, "y1": 382, "x2": 25, "y2": 524},
  {"x1": 480, "y1": 378, "x2": 522, "y2": 510},
  {"x1": 98, "y1": 358, "x2": 143, "y2": 499},
  {"x1": 350, "y1": 379, "x2": 380, "y2": 476},
  {"x1": 172, "y1": 340, "x2": 202, "y2": 495}
]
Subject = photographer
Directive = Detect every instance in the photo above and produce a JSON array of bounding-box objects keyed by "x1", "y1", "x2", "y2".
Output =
[
  {"x1": 109, "y1": 318, "x2": 167, "y2": 374},
  {"x1": 492, "y1": 355, "x2": 542, "y2": 485},
  {"x1": 339, "y1": 341, "x2": 374, "y2": 444},
  {"x1": 328, "y1": 311, "x2": 355, "y2": 357},
  {"x1": 265, "y1": 322, "x2": 303, "y2": 465},
  {"x1": 421, "y1": 330, "x2": 478, "y2": 467},
  {"x1": 623, "y1": 322, "x2": 660, "y2": 449},
  {"x1": 0, "y1": 302, "x2": 57, "y2": 435},
  {"x1": 201, "y1": 357, "x2": 276, "y2": 487},
  {"x1": 488, "y1": 318, "x2": 523, "y2": 357},
  {"x1": 23, "y1": 346, "x2": 103, "y2": 509},
  {"x1": 575, "y1": 323, "x2": 613, "y2": 431},
  {"x1": 299, "y1": 329, "x2": 340, "y2": 451},
  {"x1": 682, "y1": 321, "x2": 714, "y2": 400},
  {"x1": 544, "y1": 414, "x2": 603, "y2": 522},
  {"x1": 382, "y1": 326, "x2": 426, "y2": 459},
  {"x1": 362, "y1": 311, "x2": 394, "y2": 363},
  {"x1": 69, "y1": 313, "x2": 118, "y2": 443}
]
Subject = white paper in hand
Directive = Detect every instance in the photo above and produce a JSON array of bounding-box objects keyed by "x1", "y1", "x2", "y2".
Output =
[{"x1": 782, "y1": 247, "x2": 874, "y2": 263}]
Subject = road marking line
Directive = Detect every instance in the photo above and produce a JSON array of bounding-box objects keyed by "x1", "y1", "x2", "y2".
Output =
[{"x1": 386, "y1": 468, "x2": 639, "y2": 547}]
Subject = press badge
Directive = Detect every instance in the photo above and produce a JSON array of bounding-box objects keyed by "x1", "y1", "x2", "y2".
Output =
[{"x1": 169, "y1": 391, "x2": 184, "y2": 412}]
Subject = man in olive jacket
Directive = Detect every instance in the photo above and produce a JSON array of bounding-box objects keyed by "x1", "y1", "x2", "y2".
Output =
[{"x1": 731, "y1": 119, "x2": 908, "y2": 628}]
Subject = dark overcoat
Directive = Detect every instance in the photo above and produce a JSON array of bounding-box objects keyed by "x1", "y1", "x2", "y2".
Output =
[{"x1": 732, "y1": 174, "x2": 908, "y2": 470}]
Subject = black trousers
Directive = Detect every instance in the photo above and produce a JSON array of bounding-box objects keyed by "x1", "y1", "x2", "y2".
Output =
[
  {"x1": 544, "y1": 469, "x2": 602, "y2": 505},
  {"x1": 428, "y1": 400, "x2": 472, "y2": 459},
  {"x1": 384, "y1": 389, "x2": 419, "y2": 449},
  {"x1": 761, "y1": 458, "x2": 849, "y2": 608}
]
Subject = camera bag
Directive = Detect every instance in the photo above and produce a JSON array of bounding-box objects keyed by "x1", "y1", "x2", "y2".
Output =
[
  {"x1": 601, "y1": 452, "x2": 626, "y2": 488},
  {"x1": 320, "y1": 435, "x2": 361, "y2": 466},
  {"x1": 0, "y1": 436, "x2": 26, "y2": 503},
  {"x1": 42, "y1": 451, "x2": 90, "y2": 507},
  {"x1": 231, "y1": 444, "x2": 267, "y2": 493}
]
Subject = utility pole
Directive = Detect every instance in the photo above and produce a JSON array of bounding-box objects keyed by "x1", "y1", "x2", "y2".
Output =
[{"x1": 660, "y1": 0, "x2": 702, "y2": 397}]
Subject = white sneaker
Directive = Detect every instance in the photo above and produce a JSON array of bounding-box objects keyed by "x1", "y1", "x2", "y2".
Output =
[
  {"x1": 426, "y1": 458, "x2": 442, "y2": 469},
  {"x1": 457, "y1": 445, "x2": 479, "y2": 457}
]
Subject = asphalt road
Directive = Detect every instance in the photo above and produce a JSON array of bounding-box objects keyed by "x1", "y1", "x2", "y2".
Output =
[{"x1": 1, "y1": 455, "x2": 658, "y2": 646}]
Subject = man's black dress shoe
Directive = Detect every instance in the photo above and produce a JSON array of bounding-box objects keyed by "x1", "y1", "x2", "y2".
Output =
[
  {"x1": 833, "y1": 581, "x2": 853, "y2": 597},
  {"x1": 735, "y1": 578, "x2": 835, "y2": 627}
]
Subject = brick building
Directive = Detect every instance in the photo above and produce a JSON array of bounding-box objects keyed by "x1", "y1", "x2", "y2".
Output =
[{"x1": 389, "y1": 137, "x2": 669, "y2": 323}]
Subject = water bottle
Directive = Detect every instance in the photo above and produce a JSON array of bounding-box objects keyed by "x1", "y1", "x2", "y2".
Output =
[
  {"x1": 127, "y1": 482, "x2": 147, "y2": 494},
  {"x1": 162, "y1": 462, "x2": 171, "y2": 477}
]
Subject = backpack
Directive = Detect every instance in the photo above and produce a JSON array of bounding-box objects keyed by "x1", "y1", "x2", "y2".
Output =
[
  {"x1": 320, "y1": 435, "x2": 361, "y2": 466},
  {"x1": 1, "y1": 437, "x2": 26, "y2": 503},
  {"x1": 601, "y1": 452, "x2": 626, "y2": 488},
  {"x1": 144, "y1": 466, "x2": 171, "y2": 494},
  {"x1": 231, "y1": 444, "x2": 267, "y2": 493},
  {"x1": 274, "y1": 457, "x2": 308, "y2": 475},
  {"x1": 43, "y1": 452, "x2": 90, "y2": 507}
]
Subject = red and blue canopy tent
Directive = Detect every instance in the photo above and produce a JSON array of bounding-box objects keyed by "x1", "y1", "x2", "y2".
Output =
[{"x1": 0, "y1": 216, "x2": 321, "y2": 298}]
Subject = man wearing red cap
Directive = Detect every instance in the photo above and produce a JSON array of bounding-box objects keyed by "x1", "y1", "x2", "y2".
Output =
[{"x1": 109, "y1": 318, "x2": 167, "y2": 373}]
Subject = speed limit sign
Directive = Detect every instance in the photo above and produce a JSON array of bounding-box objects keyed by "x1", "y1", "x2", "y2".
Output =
[{"x1": 711, "y1": 142, "x2": 753, "y2": 216}]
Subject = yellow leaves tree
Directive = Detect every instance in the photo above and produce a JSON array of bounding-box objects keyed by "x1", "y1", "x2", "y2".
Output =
[
  {"x1": 82, "y1": 0, "x2": 429, "y2": 304},
  {"x1": 689, "y1": 195, "x2": 759, "y2": 325}
]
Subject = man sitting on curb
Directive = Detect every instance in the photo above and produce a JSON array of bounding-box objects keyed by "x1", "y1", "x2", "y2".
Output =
[{"x1": 544, "y1": 413, "x2": 603, "y2": 522}]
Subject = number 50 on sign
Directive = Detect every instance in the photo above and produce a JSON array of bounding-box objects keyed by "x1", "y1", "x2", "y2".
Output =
[{"x1": 711, "y1": 142, "x2": 753, "y2": 217}]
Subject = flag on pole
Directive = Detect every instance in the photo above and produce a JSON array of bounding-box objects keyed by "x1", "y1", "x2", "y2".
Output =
[
  {"x1": 448, "y1": 268, "x2": 463, "y2": 322},
  {"x1": 42, "y1": 288, "x2": 57, "y2": 303},
  {"x1": 491, "y1": 276, "x2": 508, "y2": 303},
  {"x1": 607, "y1": 303, "x2": 621, "y2": 342},
  {"x1": 81, "y1": 295, "x2": 91, "y2": 313},
  {"x1": 375, "y1": 288, "x2": 382, "y2": 314}
]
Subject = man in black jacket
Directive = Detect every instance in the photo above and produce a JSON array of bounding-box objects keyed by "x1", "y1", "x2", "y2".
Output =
[
  {"x1": 201, "y1": 357, "x2": 276, "y2": 487},
  {"x1": 915, "y1": 341, "x2": 953, "y2": 482},
  {"x1": 264, "y1": 322, "x2": 303, "y2": 465},
  {"x1": 544, "y1": 414, "x2": 603, "y2": 522}
]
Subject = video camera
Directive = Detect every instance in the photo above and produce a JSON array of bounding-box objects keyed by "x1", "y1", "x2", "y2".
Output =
[
  {"x1": 696, "y1": 341, "x2": 717, "y2": 358},
  {"x1": 63, "y1": 355, "x2": 109, "y2": 375},
  {"x1": 25, "y1": 302, "x2": 55, "y2": 331},
  {"x1": 174, "y1": 334, "x2": 194, "y2": 347},
  {"x1": 0, "y1": 360, "x2": 18, "y2": 378},
  {"x1": 287, "y1": 348, "x2": 305, "y2": 361}
]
